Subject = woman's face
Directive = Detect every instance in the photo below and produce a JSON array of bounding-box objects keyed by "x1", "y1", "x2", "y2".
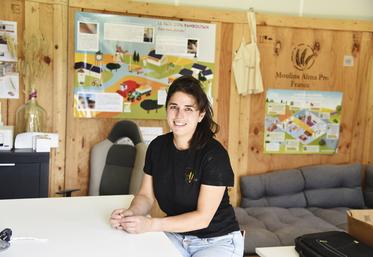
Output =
[{"x1": 167, "y1": 91, "x2": 205, "y2": 142}]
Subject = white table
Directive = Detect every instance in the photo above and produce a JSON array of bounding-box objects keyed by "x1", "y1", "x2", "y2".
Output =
[
  {"x1": 0, "y1": 195, "x2": 182, "y2": 257},
  {"x1": 256, "y1": 246, "x2": 299, "y2": 257}
]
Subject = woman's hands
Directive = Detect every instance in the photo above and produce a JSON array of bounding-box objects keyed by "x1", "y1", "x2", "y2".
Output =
[
  {"x1": 109, "y1": 208, "x2": 154, "y2": 234},
  {"x1": 120, "y1": 215, "x2": 154, "y2": 234},
  {"x1": 109, "y1": 175, "x2": 157, "y2": 234},
  {"x1": 110, "y1": 208, "x2": 133, "y2": 230}
]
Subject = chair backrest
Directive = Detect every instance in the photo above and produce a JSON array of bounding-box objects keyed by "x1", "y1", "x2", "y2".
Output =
[{"x1": 89, "y1": 120, "x2": 147, "y2": 196}]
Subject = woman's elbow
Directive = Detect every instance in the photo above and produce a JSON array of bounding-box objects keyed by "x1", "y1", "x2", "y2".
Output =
[{"x1": 197, "y1": 215, "x2": 213, "y2": 229}]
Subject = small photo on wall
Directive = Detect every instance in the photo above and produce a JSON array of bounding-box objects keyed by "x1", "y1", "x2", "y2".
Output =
[
  {"x1": 86, "y1": 94, "x2": 96, "y2": 109},
  {"x1": 143, "y1": 27, "x2": 154, "y2": 43},
  {"x1": 187, "y1": 38, "x2": 198, "y2": 57},
  {"x1": 79, "y1": 22, "x2": 98, "y2": 34}
]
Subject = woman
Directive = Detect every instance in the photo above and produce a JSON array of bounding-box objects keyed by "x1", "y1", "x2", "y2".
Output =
[{"x1": 110, "y1": 76, "x2": 243, "y2": 257}]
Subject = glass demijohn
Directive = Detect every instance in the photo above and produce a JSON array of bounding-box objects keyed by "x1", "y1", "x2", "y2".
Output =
[{"x1": 15, "y1": 89, "x2": 47, "y2": 135}]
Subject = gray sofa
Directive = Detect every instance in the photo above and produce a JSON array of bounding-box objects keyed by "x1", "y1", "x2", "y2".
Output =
[{"x1": 234, "y1": 163, "x2": 373, "y2": 255}]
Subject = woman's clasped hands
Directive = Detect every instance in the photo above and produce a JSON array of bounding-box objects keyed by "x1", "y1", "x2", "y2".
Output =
[{"x1": 110, "y1": 209, "x2": 154, "y2": 234}]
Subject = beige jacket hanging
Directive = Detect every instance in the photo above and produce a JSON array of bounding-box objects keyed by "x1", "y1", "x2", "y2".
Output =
[{"x1": 232, "y1": 11, "x2": 263, "y2": 95}]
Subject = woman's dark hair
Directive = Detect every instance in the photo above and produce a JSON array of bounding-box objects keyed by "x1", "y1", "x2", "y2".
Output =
[{"x1": 166, "y1": 75, "x2": 219, "y2": 150}]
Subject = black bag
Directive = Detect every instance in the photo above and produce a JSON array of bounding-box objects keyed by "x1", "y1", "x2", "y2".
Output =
[{"x1": 295, "y1": 231, "x2": 373, "y2": 257}]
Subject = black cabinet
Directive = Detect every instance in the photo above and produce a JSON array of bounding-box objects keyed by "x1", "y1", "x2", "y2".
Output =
[{"x1": 0, "y1": 149, "x2": 49, "y2": 199}]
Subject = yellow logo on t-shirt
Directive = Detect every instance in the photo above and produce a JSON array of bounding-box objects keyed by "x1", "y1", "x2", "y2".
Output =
[{"x1": 185, "y1": 169, "x2": 195, "y2": 184}]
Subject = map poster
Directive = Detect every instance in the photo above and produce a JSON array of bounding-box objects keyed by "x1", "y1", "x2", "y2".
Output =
[
  {"x1": 73, "y1": 12, "x2": 216, "y2": 119},
  {"x1": 264, "y1": 89, "x2": 343, "y2": 154}
]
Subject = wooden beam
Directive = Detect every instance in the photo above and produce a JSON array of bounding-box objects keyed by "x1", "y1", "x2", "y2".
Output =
[
  {"x1": 256, "y1": 15, "x2": 373, "y2": 32},
  {"x1": 50, "y1": 3, "x2": 68, "y2": 196},
  {"x1": 69, "y1": 0, "x2": 373, "y2": 32},
  {"x1": 350, "y1": 32, "x2": 373, "y2": 164},
  {"x1": 362, "y1": 56, "x2": 373, "y2": 164},
  {"x1": 215, "y1": 22, "x2": 233, "y2": 149},
  {"x1": 227, "y1": 23, "x2": 246, "y2": 206},
  {"x1": 27, "y1": 0, "x2": 67, "y2": 5},
  {"x1": 24, "y1": 0, "x2": 41, "y2": 98}
]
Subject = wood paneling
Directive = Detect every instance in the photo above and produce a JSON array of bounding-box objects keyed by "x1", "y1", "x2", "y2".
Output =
[
  {"x1": 0, "y1": 0, "x2": 68, "y2": 196},
  {"x1": 69, "y1": 0, "x2": 373, "y2": 32},
  {"x1": 228, "y1": 26, "x2": 373, "y2": 203}
]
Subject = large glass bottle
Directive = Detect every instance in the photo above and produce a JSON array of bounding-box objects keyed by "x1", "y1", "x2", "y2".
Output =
[{"x1": 15, "y1": 88, "x2": 47, "y2": 135}]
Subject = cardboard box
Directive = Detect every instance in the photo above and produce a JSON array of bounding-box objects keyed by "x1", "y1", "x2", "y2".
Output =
[{"x1": 347, "y1": 209, "x2": 373, "y2": 247}]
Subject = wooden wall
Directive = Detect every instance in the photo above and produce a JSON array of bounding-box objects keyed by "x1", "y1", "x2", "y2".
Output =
[
  {"x1": 1, "y1": 0, "x2": 373, "y2": 207},
  {"x1": 1, "y1": 0, "x2": 68, "y2": 196},
  {"x1": 229, "y1": 24, "x2": 373, "y2": 204}
]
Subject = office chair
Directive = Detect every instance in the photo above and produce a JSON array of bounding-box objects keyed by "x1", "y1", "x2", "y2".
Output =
[
  {"x1": 89, "y1": 120, "x2": 147, "y2": 196},
  {"x1": 56, "y1": 120, "x2": 146, "y2": 197}
]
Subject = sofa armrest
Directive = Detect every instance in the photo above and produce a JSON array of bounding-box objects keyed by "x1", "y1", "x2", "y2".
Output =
[{"x1": 364, "y1": 165, "x2": 373, "y2": 207}]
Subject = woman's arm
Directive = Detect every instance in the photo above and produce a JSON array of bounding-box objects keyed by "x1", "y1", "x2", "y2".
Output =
[
  {"x1": 126, "y1": 174, "x2": 155, "y2": 216},
  {"x1": 121, "y1": 184, "x2": 225, "y2": 233},
  {"x1": 110, "y1": 174, "x2": 155, "y2": 229},
  {"x1": 127, "y1": 139, "x2": 156, "y2": 216}
]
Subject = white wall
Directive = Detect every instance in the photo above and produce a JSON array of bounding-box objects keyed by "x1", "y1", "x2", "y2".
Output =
[{"x1": 134, "y1": 0, "x2": 373, "y2": 21}]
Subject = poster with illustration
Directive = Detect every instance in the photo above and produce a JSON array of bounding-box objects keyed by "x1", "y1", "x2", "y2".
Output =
[
  {"x1": 74, "y1": 12, "x2": 216, "y2": 119},
  {"x1": 0, "y1": 20, "x2": 19, "y2": 99},
  {"x1": 264, "y1": 89, "x2": 343, "y2": 154}
]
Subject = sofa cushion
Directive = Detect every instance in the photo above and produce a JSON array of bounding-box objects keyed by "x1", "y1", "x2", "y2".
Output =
[
  {"x1": 234, "y1": 207, "x2": 341, "y2": 254},
  {"x1": 301, "y1": 163, "x2": 365, "y2": 208},
  {"x1": 308, "y1": 207, "x2": 349, "y2": 230},
  {"x1": 364, "y1": 165, "x2": 373, "y2": 208},
  {"x1": 240, "y1": 169, "x2": 307, "y2": 208},
  {"x1": 234, "y1": 207, "x2": 282, "y2": 254}
]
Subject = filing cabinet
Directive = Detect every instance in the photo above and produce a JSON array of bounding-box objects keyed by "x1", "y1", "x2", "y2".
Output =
[{"x1": 0, "y1": 149, "x2": 49, "y2": 199}]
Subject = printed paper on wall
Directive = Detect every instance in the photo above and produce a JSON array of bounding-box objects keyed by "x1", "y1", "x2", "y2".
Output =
[
  {"x1": 73, "y1": 12, "x2": 216, "y2": 119},
  {"x1": 0, "y1": 20, "x2": 19, "y2": 99},
  {"x1": 264, "y1": 89, "x2": 343, "y2": 154}
]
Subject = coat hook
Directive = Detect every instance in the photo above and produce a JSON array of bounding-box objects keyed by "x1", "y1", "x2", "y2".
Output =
[
  {"x1": 352, "y1": 34, "x2": 360, "y2": 57},
  {"x1": 274, "y1": 40, "x2": 281, "y2": 56},
  {"x1": 352, "y1": 42, "x2": 360, "y2": 57}
]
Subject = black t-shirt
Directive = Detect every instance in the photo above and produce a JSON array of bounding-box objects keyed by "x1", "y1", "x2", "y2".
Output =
[{"x1": 144, "y1": 132, "x2": 239, "y2": 238}]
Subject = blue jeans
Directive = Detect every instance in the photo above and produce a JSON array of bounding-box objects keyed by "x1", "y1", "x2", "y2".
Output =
[{"x1": 165, "y1": 231, "x2": 244, "y2": 257}]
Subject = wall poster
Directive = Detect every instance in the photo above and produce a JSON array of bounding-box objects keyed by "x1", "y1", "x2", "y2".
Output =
[
  {"x1": 73, "y1": 12, "x2": 216, "y2": 119},
  {"x1": 0, "y1": 20, "x2": 19, "y2": 99},
  {"x1": 264, "y1": 89, "x2": 343, "y2": 154}
]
